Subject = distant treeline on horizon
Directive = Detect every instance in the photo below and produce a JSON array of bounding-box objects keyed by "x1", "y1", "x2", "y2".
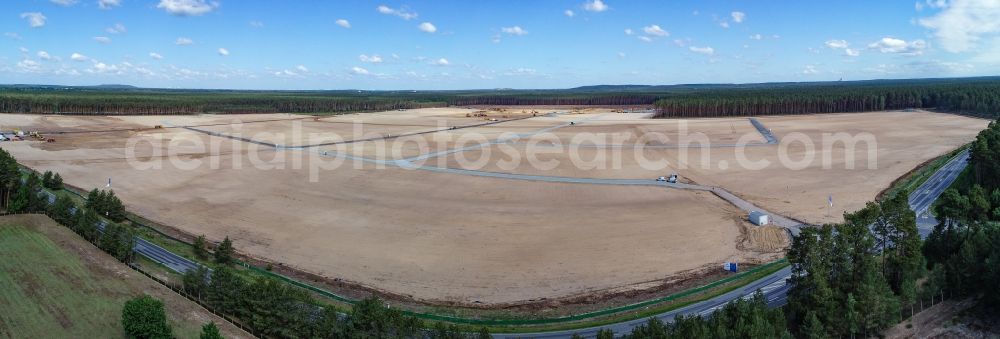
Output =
[{"x1": 1, "y1": 77, "x2": 998, "y2": 118}]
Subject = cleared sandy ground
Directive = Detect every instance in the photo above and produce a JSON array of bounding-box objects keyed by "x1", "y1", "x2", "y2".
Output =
[
  {"x1": 0, "y1": 110, "x2": 779, "y2": 305},
  {"x1": 6, "y1": 108, "x2": 973, "y2": 304},
  {"x1": 8, "y1": 149, "x2": 773, "y2": 304},
  {"x1": 436, "y1": 111, "x2": 988, "y2": 224}
]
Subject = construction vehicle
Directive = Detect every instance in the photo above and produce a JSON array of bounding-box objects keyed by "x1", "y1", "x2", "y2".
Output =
[{"x1": 153, "y1": 125, "x2": 164, "y2": 129}]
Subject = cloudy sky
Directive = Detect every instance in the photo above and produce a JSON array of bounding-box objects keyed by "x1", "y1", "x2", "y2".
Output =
[{"x1": 2, "y1": 0, "x2": 999, "y2": 90}]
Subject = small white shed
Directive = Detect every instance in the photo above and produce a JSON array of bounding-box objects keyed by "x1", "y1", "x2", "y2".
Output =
[{"x1": 749, "y1": 211, "x2": 770, "y2": 226}]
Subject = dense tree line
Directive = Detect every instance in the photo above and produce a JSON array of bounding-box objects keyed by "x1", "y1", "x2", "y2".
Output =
[
  {"x1": 183, "y1": 265, "x2": 489, "y2": 339},
  {"x1": 85, "y1": 188, "x2": 127, "y2": 222},
  {"x1": 0, "y1": 90, "x2": 443, "y2": 115},
  {"x1": 923, "y1": 117, "x2": 1000, "y2": 312},
  {"x1": 654, "y1": 81, "x2": 1000, "y2": 118},
  {"x1": 784, "y1": 193, "x2": 922, "y2": 337},
  {"x1": 4, "y1": 78, "x2": 1000, "y2": 117},
  {"x1": 581, "y1": 192, "x2": 925, "y2": 338},
  {"x1": 448, "y1": 94, "x2": 658, "y2": 106}
]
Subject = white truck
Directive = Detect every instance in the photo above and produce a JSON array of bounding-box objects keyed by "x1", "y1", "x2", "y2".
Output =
[{"x1": 656, "y1": 173, "x2": 678, "y2": 183}]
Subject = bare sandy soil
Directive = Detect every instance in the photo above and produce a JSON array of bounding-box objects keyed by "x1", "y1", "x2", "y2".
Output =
[
  {"x1": 2, "y1": 108, "x2": 971, "y2": 306},
  {"x1": 0, "y1": 109, "x2": 781, "y2": 305},
  {"x1": 437, "y1": 111, "x2": 988, "y2": 224}
]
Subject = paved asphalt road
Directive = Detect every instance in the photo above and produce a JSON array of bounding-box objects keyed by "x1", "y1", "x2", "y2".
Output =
[{"x1": 909, "y1": 149, "x2": 969, "y2": 237}]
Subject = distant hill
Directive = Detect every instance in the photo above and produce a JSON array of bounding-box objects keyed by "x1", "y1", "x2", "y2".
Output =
[{"x1": 92, "y1": 84, "x2": 137, "y2": 89}]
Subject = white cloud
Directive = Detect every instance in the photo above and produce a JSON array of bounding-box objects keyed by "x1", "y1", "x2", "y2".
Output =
[
  {"x1": 919, "y1": 0, "x2": 1000, "y2": 53},
  {"x1": 638, "y1": 36, "x2": 653, "y2": 43},
  {"x1": 376, "y1": 5, "x2": 417, "y2": 20},
  {"x1": 335, "y1": 19, "x2": 351, "y2": 28},
  {"x1": 673, "y1": 39, "x2": 687, "y2": 47},
  {"x1": 19, "y1": 47, "x2": 29, "y2": 53},
  {"x1": 37, "y1": 51, "x2": 52, "y2": 60},
  {"x1": 719, "y1": 21, "x2": 730, "y2": 29},
  {"x1": 70, "y1": 53, "x2": 88, "y2": 61},
  {"x1": 296, "y1": 65, "x2": 308, "y2": 72},
  {"x1": 175, "y1": 37, "x2": 194, "y2": 45},
  {"x1": 250, "y1": 21, "x2": 264, "y2": 28},
  {"x1": 731, "y1": 11, "x2": 746, "y2": 23},
  {"x1": 845, "y1": 48, "x2": 860, "y2": 57},
  {"x1": 617, "y1": 52, "x2": 626, "y2": 58},
  {"x1": 106, "y1": 23, "x2": 126, "y2": 34},
  {"x1": 825, "y1": 39, "x2": 849, "y2": 49},
  {"x1": 432, "y1": 58, "x2": 450, "y2": 66},
  {"x1": 584, "y1": 0, "x2": 609, "y2": 12},
  {"x1": 501, "y1": 26, "x2": 528, "y2": 36},
  {"x1": 97, "y1": 0, "x2": 122, "y2": 9},
  {"x1": 150, "y1": 52, "x2": 163, "y2": 60},
  {"x1": 867, "y1": 37, "x2": 927, "y2": 55},
  {"x1": 624, "y1": 29, "x2": 633, "y2": 35},
  {"x1": 802, "y1": 65, "x2": 819, "y2": 75},
  {"x1": 503, "y1": 68, "x2": 537, "y2": 76},
  {"x1": 418, "y1": 22, "x2": 437, "y2": 33},
  {"x1": 4, "y1": 32, "x2": 22, "y2": 40},
  {"x1": 157, "y1": 0, "x2": 218, "y2": 16},
  {"x1": 564, "y1": 9, "x2": 575, "y2": 17},
  {"x1": 359, "y1": 54, "x2": 383, "y2": 63},
  {"x1": 643, "y1": 24, "x2": 668, "y2": 37},
  {"x1": 217, "y1": 47, "x2": 229, "y2": 56},
  {"x1": 17, "y1": 59, "x2": 41, "y2": 72},
  {"x1": 351, "y1": 66, "x2": 370, "y2": 75},
  {"x1": 689, "y1": 46, "x2": 715, "y2": 55},
  {"x1": 93, "y1": 36, "x2": 112, "y2": 44},
  {"x1": 749, "y1": 34, "x2": 762, "y2": 40},
  {"x1": 51, "y1": 0, "x2": 78, "y2": 6},
  {"x1": 273, "y1": 69, "x2": 301, "y2": 78},
  {"x1": 21, "y1": 13, "x2": 47, "y2": 28}
]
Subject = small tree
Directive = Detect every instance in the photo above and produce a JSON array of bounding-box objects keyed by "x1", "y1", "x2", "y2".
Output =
[
  {"x1": 182, "y1": 265, "x2": 210, "y2": 298},
  {"x1": 99, "y1": 223, "x2": 122, "y2": 256},
  {"x1": 193, "y1": 235, "x2": 208, "y2": 259},
  {"x1": 86, "y1": 188, "x2": 100, "y2": 210},
  {"x1": 117, "y1": 226, "x2": 136, "y2": 263},
  {"x1": 200, "y1": 322, "x2": 224, "y2": 339},
  {"x1": 7, "y1": 182, "x2": 29, "y2": 213},
  {"x1": 121, "y1": 295, "x2": 172, "y2": 339},
  {"x1": 214, "y1": 236, "x2": 234, "y2": 265},
  {"x1": 48, "y1": 194, "x2": 76, "y2": 225},
  {"x1": 76, "y1": 208, "x2": 100, "y2": 242},
  {"x1": 41, "y1": 171, "x2": 53, "y2": 188},
  {"x1": 105, "y1": 190, "x2": 127, "y2": 222},
  {"x1": 51, "y1": 173, "x2": 64, "y2": 190}
]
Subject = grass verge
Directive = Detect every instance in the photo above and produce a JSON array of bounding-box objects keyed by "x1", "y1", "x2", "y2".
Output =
[{"x1": 483, "y1": 261, "x2": 788, "y2": 333}]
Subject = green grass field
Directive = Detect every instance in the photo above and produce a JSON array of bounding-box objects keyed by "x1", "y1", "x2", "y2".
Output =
[{"x1": 0, "y1": 221, "x2": 205, "y2": 338}]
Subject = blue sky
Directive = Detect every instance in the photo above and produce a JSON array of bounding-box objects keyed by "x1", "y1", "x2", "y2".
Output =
[{"x1": 2, "y1": 0, "x2": 999, "y2": 90}]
